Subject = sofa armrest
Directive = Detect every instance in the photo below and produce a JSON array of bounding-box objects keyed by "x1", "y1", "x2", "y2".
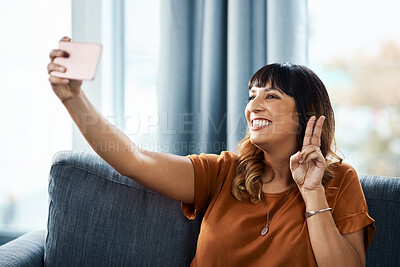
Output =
[{"x1": 0, "y1": 230, "x2": 45, "y2": 267}]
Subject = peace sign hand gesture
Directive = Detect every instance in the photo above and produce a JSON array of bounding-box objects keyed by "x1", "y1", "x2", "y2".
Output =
[{"x1": 290, "y1": 116, "x2": 327, "y2": 193}]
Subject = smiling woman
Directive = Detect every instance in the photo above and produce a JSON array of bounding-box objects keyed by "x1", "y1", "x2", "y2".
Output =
[
  {"x1": 44, "y1": 33, "x2": 376, "y2": 261},
  {"x1": 233, "y1": 63, "x2": 342, "y2": 202},
  {"x1": 0, "y1": 1, "x2": 71, "y2": 235},
  {"x1": 246, "y1": 86, "x2": 298, "y2": 154}
]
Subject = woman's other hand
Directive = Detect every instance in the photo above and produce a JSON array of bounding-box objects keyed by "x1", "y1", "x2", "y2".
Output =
[
  {"x1": 290, "y1": 116, "x2": 327, "y2": 193},
  {"x1": 47, "y1": 36, "x2": 82, "y2": 102}
]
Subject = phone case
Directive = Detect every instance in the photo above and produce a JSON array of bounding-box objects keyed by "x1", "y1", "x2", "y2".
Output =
[{"x1": 51, "y1": 41, "x2": 102, "y2": 81}]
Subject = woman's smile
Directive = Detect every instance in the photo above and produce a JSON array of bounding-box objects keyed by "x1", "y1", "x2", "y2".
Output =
[{"x1": 251, "y1": 118, "x2": 272, "y2": 130}]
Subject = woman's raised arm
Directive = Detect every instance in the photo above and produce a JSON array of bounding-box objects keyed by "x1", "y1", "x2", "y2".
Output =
[{"x1": 47, "y1": 37, "x2": 194, "y2": 204}]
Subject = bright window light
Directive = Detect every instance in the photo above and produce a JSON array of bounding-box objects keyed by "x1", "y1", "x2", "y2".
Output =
[
  {"x1": 0, "y1": 0, "x2": 72, "y2": 232},
  {"x1": 308, "y1": 0, "x2": 400, "y2": 176},
  {"x1": 124, "y1": 0, "x2": 161, "y2": 150}
]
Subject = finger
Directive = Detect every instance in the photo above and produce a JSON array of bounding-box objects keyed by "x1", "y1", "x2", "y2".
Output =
[
  {"x1": 60, "y1": 36, "x2": 72, "y2": 42},
  {"x1": 47, "y1": 62, "x2": 66, "y2": 74},
  {"x1": 302, "y1": 152, "x2": 326, "y2": 167},
  {"x1": 290, "y1": 151, "x2": 302, "y2": 171},
  {"x1": 302, "y1": 116, "x2": 316, "y2": 148},
  {"x1": 302, "y1": 151, "x2": 323, "y2": 163},
  {"x1": 49, "y1": 76, "x2": 69, "y2": 84},
  {"x1": 311, "y1": 116, "x2": 325, "y2": 146},
  {"x1": 299, "y1": 146, "x2": 319, "y2": 163},
  {"x1": 49, "y1": 49, "x2": 69, "y2": 61}
]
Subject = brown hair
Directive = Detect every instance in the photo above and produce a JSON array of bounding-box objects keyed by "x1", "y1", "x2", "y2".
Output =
[{"x1": 232, "y1": 63, "x2": 342, "y2": 203}]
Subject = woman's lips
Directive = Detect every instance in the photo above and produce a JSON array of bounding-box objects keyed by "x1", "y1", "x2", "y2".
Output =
[{"x1": 251, "y1": 119, "x2": 272, "y2": 130}]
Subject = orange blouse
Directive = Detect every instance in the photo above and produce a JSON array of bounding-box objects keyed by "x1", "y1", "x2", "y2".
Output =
[{"x1": 182, "y1": 151, "x2": 375, "y2": 266}]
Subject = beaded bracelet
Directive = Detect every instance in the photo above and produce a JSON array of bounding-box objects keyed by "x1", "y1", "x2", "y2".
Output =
[{"x1": 305, "y1": 207, "x2": 332, "y2": 218}]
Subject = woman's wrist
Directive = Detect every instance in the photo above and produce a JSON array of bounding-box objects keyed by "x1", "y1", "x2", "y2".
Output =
[
  {"x1": 61, "y1": 90, "x2": 92, "y2": 118},
  {"x1": 61, "y1": 89, "x2": 84, "y2": 104},
  {"x1": 301, "y1": 185, "x2": 329, "y2": 211}
]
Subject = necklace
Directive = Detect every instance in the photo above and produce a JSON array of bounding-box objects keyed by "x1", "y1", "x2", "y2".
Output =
[{"x1": 260, "y1": 184, "x2": 295, "y2": 236}]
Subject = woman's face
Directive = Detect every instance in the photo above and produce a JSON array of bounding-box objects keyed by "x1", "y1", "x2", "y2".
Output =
[{"x1": 245, "y1": 84, "x2": 299, "y2": 153}]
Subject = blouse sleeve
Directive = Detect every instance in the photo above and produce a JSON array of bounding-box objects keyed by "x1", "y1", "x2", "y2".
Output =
[
  {"x1": 181, "y1": 151, "x2": 235, "y2": 220},
  {"x1": 330, "y1": 163, "x2": 375, "y2": 249}
]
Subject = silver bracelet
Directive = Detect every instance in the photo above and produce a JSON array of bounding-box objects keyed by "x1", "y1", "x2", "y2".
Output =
[{"x1": 305, "y1": 207, "x2": 332, "y2": 218}]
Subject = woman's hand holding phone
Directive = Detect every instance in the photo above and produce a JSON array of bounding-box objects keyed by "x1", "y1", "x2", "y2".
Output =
[{"x1": 48, "y1": 37, "x2": 83, "y2": 103}]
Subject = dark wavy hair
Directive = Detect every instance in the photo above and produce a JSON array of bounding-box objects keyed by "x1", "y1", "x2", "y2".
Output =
[{"x1": 232, "y1": 63, "x2": 342, "y2": 203}]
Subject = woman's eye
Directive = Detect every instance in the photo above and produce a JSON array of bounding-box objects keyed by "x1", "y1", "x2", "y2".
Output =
[
  {"x1": 248, "y1": 96, "x2": 255, "y2": 101},
  {"x1": 267, "y1": 94, "x2": 279, "y2": 99}
]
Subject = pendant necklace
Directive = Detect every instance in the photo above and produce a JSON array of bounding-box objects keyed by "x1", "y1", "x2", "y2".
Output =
[{"x1": 260, "y1": 184, "x2": 295, "y2": 236}]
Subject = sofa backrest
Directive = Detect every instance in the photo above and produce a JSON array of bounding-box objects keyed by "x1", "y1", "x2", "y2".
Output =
[
  {"x1": 359, "y1": 175, "x2": 400, "y2": 267},
  {"x1": 45, "y1": 151, "x2": 202, "y2": 267}
]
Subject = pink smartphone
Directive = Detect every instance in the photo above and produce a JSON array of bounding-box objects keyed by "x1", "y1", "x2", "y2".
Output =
[{"x1": 51, "y1": 41, "x2": 102, "y2": 81}]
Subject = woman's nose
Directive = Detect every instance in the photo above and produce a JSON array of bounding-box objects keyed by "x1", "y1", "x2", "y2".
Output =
[{"x1": 248, "y1": 96, "x2": 265, "y2": 112}]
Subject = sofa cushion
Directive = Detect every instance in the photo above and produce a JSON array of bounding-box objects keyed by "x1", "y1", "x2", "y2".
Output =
[
  {"x1": 0, "y1": 230, "x2": 45, "y2": 267},
  {"x1": 360, "y1": 175, "x2": 400, "y2": 267},
  {"x1": 45, "y1": 151, "x2": 201, "y2": 267}
]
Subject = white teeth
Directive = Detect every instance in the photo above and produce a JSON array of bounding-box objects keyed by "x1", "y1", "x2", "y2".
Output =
[{"x1": 252, "y1": 119, "x2": 271, "y2": 127}]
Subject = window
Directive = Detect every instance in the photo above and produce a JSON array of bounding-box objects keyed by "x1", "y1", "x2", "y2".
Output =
[
  {"x1": 124, "y1": 0, "x2": 161, "y2": 149},
  {"x1": 308, "y1": 0, "x2": 400, "y2": 176},
  {"x1": 0, "y1": 1, "x2": 72, "y2": 232},
  {"x1": 0, "y1": 0, "x2": 161, "y2": 236}
]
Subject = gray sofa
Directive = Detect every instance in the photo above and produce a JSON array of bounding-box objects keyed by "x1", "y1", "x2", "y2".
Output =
[{"x1": 0, "y1": 151, "x2": 399, "y2": 266}]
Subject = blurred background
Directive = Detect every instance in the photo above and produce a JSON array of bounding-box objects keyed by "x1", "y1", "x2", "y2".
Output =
[
  {"x1": 0, "y1": 0, "x2": 399, "y2": 240},
  {"x1": 308, "y1": 0, "x2": 400, "y2": 178}
]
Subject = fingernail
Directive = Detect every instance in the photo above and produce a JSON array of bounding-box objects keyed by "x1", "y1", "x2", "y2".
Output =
[{"x1": 58, "y1": 67, "x2": 65, "y2": 72}]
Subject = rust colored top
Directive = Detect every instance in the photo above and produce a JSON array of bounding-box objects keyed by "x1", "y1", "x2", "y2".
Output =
[{"x1": 182, "y1": 151, "x2": 375, "y2": 267}]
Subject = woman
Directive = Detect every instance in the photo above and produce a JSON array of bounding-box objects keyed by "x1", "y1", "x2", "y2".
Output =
[{"x1": 48, "y1": 37, "x2": 374, "y2": 266}]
